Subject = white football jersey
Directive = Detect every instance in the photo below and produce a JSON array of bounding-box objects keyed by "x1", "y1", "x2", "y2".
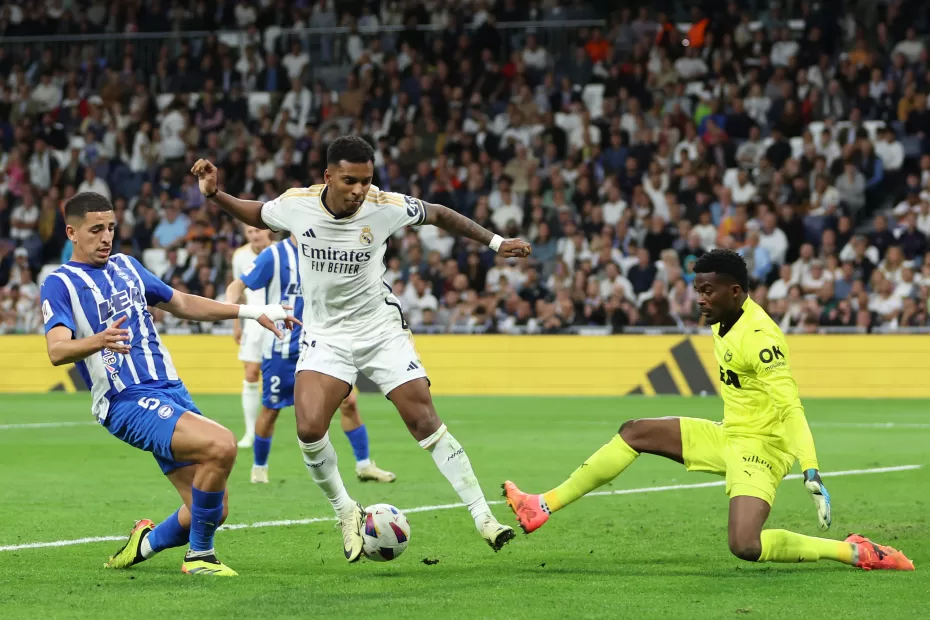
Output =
[
  {"x1": 260, "y1": 184, "x2": 426, "y2": 333},
  {"x1": 232, "y1": 244, "x2": 266, "y2": 306}
]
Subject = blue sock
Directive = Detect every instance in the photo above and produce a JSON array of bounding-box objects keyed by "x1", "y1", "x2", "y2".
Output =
[
  {"x1": 344, "y1": 424, "x2": 370, "y2": 464},
  {"x1": 253, "y1": 434, "x2": 272, "y2": 467},
  {"x1": 189, "y1": 488, "x2": 225, "y2": 553},
  {"x1": 147, "y1": 509, "x2": 188, "y2": 553}
]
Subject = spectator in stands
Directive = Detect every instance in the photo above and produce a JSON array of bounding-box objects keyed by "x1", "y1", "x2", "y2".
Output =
[
  {"x1": 837, "y1": 159, "x2": 867, "y2": 219},
  {"x1": 28, "y1": 139, "x2": 59, "y2": 193},
  {"x1": 6, "y1": 247, "x2": 30, "y2": 286},
  {"x1": 152, "y1": 202, "x2": 191, "y2": 250},
  {"x1": 77, "y1": 167, "x2": 110, "y2": 201},
  {"x1": 627, "y1": 248, "x2": 657, "y2": 296},
  {"x1": 9, "y1": 189, "x2": 39, "y2": 245},
  {"x1": 892, "y1": 27, "x2": 926, "y2": 64}
]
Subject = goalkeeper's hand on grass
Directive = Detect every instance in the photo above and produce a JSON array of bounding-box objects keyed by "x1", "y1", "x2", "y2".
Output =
[{"x1": 803, "y1": 469, "x2": 832, "y2": 530}]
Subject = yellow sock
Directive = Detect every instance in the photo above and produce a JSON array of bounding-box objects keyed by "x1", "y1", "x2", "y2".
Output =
[
  {"x1": 759, "y1": 529, "x2": 854, "y2": 564},
  {"x1": 542, "y1": 434, "x2": 639, "y2": 512}
]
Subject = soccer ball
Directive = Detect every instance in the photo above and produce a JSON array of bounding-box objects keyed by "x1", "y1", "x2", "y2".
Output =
[{"x1": 362, "y1": 503, "x2": 410, "y2": 562}]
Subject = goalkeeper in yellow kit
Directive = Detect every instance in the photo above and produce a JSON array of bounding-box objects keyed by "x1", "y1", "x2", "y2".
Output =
[{"x1": 504, "y1": 249, "x2": 914, "y2": 571}]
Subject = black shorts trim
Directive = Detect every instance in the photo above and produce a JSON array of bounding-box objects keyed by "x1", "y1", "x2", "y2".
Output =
[{"x1": 384, "y1": 298, "x2": 409, "y2": 330}]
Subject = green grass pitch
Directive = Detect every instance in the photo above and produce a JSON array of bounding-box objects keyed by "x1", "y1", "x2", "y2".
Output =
[{"x1": 0, "y1": 394, "x2": 926, "y2": 619}]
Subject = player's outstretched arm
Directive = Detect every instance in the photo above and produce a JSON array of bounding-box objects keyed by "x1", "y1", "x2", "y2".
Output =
[
  {"x1": 422, "y1": 202, "x2": 532, "y2": 258},
  {"x1": 157, "y1": 290, "x2": 301, "y2": 339},
  {"x1": 191, "y1": 159, "x2": 267, "y2": 229},
  {"x1": 45, "y1": 317, "x2": 131, "y2": 366}
]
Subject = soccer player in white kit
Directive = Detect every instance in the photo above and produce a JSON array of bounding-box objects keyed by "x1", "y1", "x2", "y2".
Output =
[
  {"x1": 192, "y1": 136, "x2": 531, "y2": 560},
  {"x1": 229, "y1": 225, "x2": 272, "y2": 448}
]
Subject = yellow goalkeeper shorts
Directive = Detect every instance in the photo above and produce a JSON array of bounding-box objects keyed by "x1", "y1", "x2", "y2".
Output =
[{"x1": 679, "y1": 417, "x2": 794, "y2": 506}]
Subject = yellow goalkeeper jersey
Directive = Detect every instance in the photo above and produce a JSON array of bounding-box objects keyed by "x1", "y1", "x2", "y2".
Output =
[{"x1": 712, "y1": 297, "x2": 818, "y2": 470}]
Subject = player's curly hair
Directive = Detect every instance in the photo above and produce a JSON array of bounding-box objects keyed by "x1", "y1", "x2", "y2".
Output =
[
  {"x1": 64, "y1": 192, "x2": 113, "y2": 220},
  {"x1": 326, "y1": 135, "x2": 374, "y2": 166},
  {"x1": 693, "y1": 249, "x2": 750, "y2": 291}
]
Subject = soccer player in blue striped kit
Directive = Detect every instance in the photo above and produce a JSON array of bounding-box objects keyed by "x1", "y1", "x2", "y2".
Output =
[
  {"x1": 225, "y1": 232, "x2": 396, "y2": 485},
  {"x1": 39, "y1": 192, "x2": 299, "y2": 576}
]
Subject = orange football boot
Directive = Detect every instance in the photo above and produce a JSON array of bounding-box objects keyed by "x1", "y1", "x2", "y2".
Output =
[
  {"x1": 104, "y1": 519, "x2": 155, "y2": 569},
  {"x1": 845, "y1": 534, "x2": 915, "y2": 571},
  {"x1": 502, "y1": 481, "x2": 550, "y2": 534}
]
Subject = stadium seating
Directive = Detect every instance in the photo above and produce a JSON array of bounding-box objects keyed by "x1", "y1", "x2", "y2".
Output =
[{"x1": 1, "y1": 0, "x2": 930, "y2": 335}]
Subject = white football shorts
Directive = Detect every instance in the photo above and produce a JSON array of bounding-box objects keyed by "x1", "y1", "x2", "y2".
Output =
[
  {"x1": 296, "y1": 307, "x2": 427, "y2": 395},
  {"x1": 237, "y1": 320, "x2": 265, "y2": 363}
]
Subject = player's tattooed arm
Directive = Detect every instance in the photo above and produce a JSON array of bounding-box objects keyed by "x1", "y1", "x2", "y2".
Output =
[
  {"x1": 422, "y1": 202, "x2": 532, "y2": 258},
  {"x1": 422, "y1": 202, "x2": 495, "y2": 245}
]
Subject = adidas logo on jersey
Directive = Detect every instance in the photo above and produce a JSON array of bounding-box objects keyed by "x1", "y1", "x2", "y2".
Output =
[
  {"x1": 407, "y1": 361, "x2": 419, "y2": 371},
  {"x1": 303, "y1": 228, "x2": 316, "y2": 238}
]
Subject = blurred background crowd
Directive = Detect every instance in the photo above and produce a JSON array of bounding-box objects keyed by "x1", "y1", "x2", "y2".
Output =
[{"x1": 2, "y1": 0, "x2": 930, "y2": 334}]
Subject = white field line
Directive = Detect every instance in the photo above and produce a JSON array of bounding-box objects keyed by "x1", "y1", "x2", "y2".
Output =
[
  {"x1": 0, "y1": 464, "x2": 920, "y2": 553},
  {"x1": 0, "y1": 419, "x2": 402, "y2": 430},
  {"x1": 0, "y1": 421, "x2": 98, "y2": 430}
]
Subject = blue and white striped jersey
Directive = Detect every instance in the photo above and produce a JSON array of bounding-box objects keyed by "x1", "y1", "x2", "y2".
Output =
[
  {"x1": 240, "y1": 238, "x2": 304, "y2": 360},
  {"x1": 40, "y1": 253, "x2": 180, "y2": 422}
]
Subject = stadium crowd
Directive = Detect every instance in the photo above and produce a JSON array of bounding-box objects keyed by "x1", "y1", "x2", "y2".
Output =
[{"x1": 1, "y1": 0, "x2": 930, "y2": 334}]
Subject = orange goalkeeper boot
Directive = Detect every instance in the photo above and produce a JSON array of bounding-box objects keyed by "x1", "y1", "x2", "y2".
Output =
[
  {"x1": 502, "y1": 481, "x2": 550, "y2": 534},
  {"x1": 845, "y1": 534, "x2": 915, "y2": 571}
]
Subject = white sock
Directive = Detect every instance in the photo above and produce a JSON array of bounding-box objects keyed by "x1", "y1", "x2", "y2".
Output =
[
  {"x1": 298, "y1": 433, "x2": 354, "y2": 518},
  {"x1": 185, "y1": 548, "x2": 215, "y2": 559},
  {"x1": 355, "y1": 458, "x2": 372, "y2": 470},
  {"x1": 419, "y1": 424, "x2": 491, "y2": 527},
  {"x1": 241, "y1": 380, "x2": 260, "y2": 438},
  {"x1": 140, "y1": 534, "x2": 155, "y2": 559}
]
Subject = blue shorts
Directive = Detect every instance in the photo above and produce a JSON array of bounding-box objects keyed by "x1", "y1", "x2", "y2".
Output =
[
  {"x1": 104, "y1": 382, "x2": 202, "y2": 475},
  {"x1": 262, "y1": 356, "x2": 296, "y2": 410}
]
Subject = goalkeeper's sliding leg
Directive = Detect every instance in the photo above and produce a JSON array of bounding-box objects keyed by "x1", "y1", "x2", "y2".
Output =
[{"x1": 503, "y1": 417, "x2": 914, "y2": 571}]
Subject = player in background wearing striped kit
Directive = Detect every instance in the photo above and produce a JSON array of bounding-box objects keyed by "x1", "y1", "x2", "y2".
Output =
[
  {"x1": 230, "y1": 225, "x2": 272, "y2": 449},
  {"x1": 226, "y1": 234, "x2": 396, "y2": 484}
]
